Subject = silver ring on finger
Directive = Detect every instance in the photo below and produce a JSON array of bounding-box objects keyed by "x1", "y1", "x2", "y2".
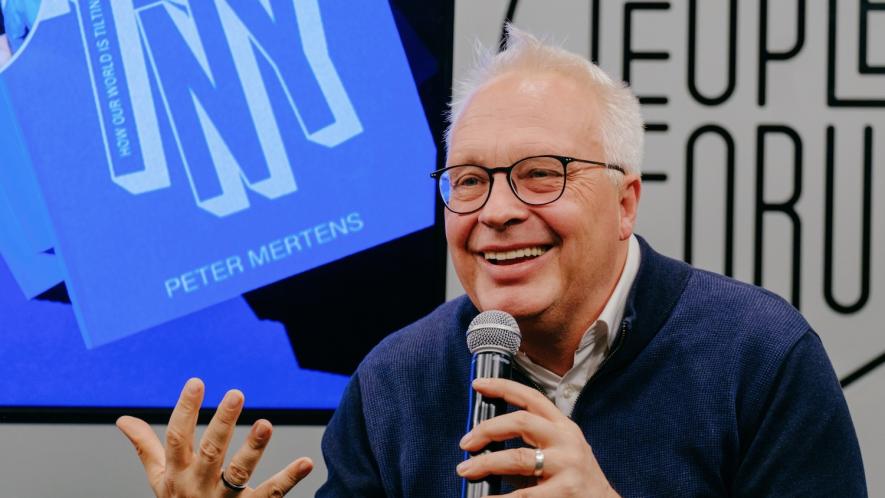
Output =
[
  {"x1": 533, "y1": 447, "x2": 545, "y2": 478},
  {"x1": 221, "y1": 468, "x2": 248, "y2": 492}
]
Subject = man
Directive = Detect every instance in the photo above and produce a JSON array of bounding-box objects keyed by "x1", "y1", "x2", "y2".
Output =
[{"x1": 118, "y1": 27, "x2": 866, "y2": 497}]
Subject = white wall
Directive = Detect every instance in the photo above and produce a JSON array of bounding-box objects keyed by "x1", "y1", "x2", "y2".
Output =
[{"x1": 0, "y1": 424, "x2": 326, "y2": 498}]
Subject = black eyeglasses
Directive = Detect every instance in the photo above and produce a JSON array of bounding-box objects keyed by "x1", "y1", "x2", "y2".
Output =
[{"x1": 430, "y1": 155, "x2": 625, "y2": 214}]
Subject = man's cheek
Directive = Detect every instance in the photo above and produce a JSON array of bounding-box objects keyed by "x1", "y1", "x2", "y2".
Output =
[{"x1": 444, "y1": 219, "x2": 467, "y2": 248}]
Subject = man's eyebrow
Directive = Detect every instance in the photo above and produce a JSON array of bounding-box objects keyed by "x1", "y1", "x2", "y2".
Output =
[{"x1": 449, "y1": 146, "x2": 568, "y2": 166}]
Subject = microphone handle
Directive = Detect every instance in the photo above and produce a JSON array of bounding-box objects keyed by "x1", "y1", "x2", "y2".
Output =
[{"x1": 462, "y1": 351, "x2": 513, "y2": 498}]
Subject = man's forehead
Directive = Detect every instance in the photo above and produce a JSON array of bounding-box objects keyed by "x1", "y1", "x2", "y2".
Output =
[
  {"x1": 447, "y1": 72, "x2": 602, "y2": 164},
  {"x1": 447, "y1": 132, "x2": 580, "y2": 166}
]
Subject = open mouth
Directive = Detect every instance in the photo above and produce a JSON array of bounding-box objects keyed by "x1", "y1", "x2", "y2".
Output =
[{"x1": 482, "y1": 246, "x2": 549, "y2": 266}]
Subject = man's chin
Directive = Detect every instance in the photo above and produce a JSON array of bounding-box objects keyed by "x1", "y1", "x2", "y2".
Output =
[{"x1": 474, "y1": 289, "x2": 552, "y2": 321}]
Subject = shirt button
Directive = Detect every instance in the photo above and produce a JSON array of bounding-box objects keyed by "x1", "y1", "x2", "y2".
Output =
[{"x1": 562, "y1": 386, "x2": 575, "y2": 398}]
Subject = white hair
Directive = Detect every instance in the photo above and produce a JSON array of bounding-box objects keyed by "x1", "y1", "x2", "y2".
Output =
[{"x1": 446, "y1": 25, "x2": 645, "y2": 178}]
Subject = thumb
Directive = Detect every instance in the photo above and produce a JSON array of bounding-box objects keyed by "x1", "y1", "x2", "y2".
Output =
[{"x1": 117, "y1": 415, "x2": 167, "y2": 490}]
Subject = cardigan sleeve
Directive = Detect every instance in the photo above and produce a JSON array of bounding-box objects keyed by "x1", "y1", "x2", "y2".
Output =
[
  {"x1": 732, "y1": 330, "x2": 867, "y2": 497},
  {"x1": 316, "y1": 372, "x2": 387, "y2": 498}
]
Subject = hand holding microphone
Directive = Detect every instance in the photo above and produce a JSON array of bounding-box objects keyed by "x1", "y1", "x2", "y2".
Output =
[
  {"x1": 460, "y1": 310, "x2": 522, "y2": 497},
  {"x1": 458, "y1": 311, "x2": 620, "y2": 498}
]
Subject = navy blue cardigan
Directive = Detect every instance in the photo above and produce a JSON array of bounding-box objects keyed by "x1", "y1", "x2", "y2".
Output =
[{"x1": 318, "y1": 238, "x2": 866, "y2": 497}]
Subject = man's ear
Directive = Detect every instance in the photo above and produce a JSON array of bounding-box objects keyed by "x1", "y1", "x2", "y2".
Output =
[{"x1": 618, "y1": 174, "x2": 641, "y2": 241}]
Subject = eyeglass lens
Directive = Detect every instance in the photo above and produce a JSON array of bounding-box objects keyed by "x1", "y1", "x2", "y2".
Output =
[{"x1": 439, "y1": 156, "x2": 566, "y2": 213}]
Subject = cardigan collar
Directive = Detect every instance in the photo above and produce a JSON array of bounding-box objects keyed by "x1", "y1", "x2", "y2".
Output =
[{"x1": 594, "y1": 235, "x2": 693, "y2": 378}]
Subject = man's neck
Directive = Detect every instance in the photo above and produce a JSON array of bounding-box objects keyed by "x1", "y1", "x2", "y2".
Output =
[
  {"x1": 519, "y1": 323, "x2": 592, "y2": 376},
  {"x1": 517, "y1": 242, "x2": 630, "y2": 376}
]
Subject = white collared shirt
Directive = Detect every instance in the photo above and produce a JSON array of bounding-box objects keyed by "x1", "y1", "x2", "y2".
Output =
[{"x1": 514, "y1": 235, "x2": 641, "y2": 417}]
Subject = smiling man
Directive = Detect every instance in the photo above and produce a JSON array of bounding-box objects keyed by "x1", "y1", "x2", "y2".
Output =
[
  {"x1": 319, "y1": 26, "x2": 865, "y2": 497},
  {"x1": 440, "y1": 67, "x2": 640, "y2": 378},
  {"x1": 119, "y1": 27, "x2": 866, "y2": 498}
]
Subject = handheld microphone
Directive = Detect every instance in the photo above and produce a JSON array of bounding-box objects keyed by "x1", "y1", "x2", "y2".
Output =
[{"x1": 461, "y1": 310, "x2": 522, "y2": 498}]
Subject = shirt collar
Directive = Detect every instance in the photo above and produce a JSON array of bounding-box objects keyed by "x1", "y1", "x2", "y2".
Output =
[{"x1": 577, "y1": 234, "x2": 641, "y2": 352}]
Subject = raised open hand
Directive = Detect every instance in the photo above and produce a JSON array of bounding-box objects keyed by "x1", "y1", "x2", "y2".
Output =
[{"x1": 117, "y1": 378, "x2": 312, "y2": 497}]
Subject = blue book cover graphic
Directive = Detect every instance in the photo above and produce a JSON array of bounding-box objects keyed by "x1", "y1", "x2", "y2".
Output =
[
  {"x1": 0, "y1": 257, "x2": 351, "y2": 409},
  {"x1": 0, "y1": 79, "x2": 62, "y2": 297},
  {"x1": 0, "y1": 0, "x2": 436, "y2": 347}
]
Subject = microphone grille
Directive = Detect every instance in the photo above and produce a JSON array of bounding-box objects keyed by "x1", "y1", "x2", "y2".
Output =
[{"x1": 466, "y1": 310, "x2": 521, "y2": 355}]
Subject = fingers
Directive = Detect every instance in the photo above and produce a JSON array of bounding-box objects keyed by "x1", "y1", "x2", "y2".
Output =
[
  {"x1": 457, "y1": 447, "x2": 545, "y2": 481},
  {"x1": 220, "y1": 419, "x2": 274, "y2": 493},
  {"x1": 193, "y1": 389, "x2": 245, "y2": 483},
  {"x1": 116, "y1": 415, "x2": 166, "y2": 490},
  {"x1": 253, "y1": 457, "x2": 314, "y2": 498},
  {"x1": 472, "y1": 378, "x2": 561, "y2": 420},
  {"x1": 165, "y1": 378, "x2": 205, "y2": 472},
  {"x1": 461, "y1": 410, "x2": 555, "y2": 450}
]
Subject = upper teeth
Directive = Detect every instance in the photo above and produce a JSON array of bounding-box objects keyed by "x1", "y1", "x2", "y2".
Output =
[{"x1": 484, "y1": 247, "x2": 548, "y2": 261}]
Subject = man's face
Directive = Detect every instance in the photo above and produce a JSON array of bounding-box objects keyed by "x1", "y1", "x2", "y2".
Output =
[{"x1": 445, "y1": 71, "x2": 640, "y2": 332}]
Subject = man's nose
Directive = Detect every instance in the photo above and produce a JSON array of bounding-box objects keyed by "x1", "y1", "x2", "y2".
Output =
[{"x1": 478, "y1": 173, "x2": 529, "y2": 229}]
